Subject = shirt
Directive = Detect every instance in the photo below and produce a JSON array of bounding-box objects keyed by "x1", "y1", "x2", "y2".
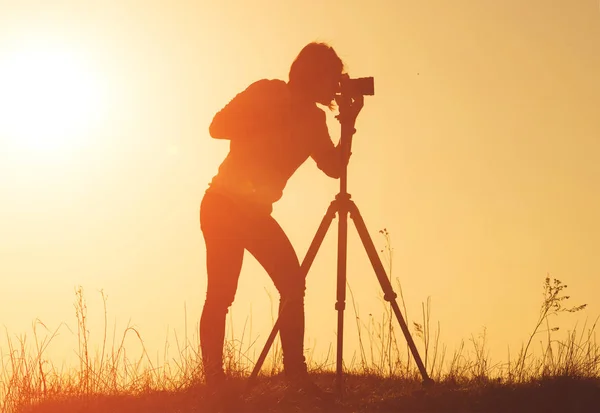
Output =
[{"x1": 206, "y1": 79, "x2": 342, "y2": 213}]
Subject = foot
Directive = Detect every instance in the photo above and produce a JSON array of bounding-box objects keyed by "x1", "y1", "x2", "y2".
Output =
[
  {"x1": 204, "y1": 374, "x2": 244, "y2": 412},
  {"x1": 286, "y1": 372, "x2": 334, "y2": 402}
]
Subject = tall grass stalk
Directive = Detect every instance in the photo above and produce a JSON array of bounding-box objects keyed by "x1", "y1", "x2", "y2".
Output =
[{"x1": 1, "y1": 235, "x2": 599, "y2": 412}]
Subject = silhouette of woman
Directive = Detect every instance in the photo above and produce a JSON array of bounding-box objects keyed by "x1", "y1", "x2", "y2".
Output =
[{"x1": 200, "y1": 42, "x2": 355, "y2": 397}]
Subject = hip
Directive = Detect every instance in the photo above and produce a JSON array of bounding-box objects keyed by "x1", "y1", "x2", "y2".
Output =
[{"x1": 200, "y1": 189, "x2": 272, "y2": 234}]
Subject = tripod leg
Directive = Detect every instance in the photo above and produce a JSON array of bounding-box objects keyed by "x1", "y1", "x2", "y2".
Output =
[
  {"x1": 348, "y1": 201, "x2": 432, "y2": 384},
  {"x1": 335, "y1": 196, "x2": 350, "y2": 396},
  {"x1": 245, "y1": 200, "x2": 339, "y2": 391}
]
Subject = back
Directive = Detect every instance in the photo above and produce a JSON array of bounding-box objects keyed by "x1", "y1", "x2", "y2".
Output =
[{"x1": 206, "y1": 78, "x2": 333, "y2": 211}]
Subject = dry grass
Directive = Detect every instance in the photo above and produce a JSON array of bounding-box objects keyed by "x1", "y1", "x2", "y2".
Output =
[{"x1": 2, "y1": 233, "x2": 599, "y2": 412}]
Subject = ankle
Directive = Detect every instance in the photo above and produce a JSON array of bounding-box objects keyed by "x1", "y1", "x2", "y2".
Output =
[
  {"x1": 204, "y1": 369, "x2": 226, "y2": 387},
  {"x1": 284, "y1": 359, "x2": 309, "y2": 377}
]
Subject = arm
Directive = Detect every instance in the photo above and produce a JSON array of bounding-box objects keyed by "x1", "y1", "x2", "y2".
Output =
[
  {"x1": 310, "y1": 109, "x2": 345, "y2": 179},
  {"x1": 312, "y1": 94, "x2": 364, "y2": 178}
]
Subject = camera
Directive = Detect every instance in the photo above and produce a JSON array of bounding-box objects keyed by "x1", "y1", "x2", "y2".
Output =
[{"x1": 340, "y1": 76, "x2": 375, "y2": 96}]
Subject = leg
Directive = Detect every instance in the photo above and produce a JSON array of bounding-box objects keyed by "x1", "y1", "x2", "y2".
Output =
[
  {"x1": 243, "y1": 214, "x2": 308, "y2": 377},
  {"x1": 200, "y1": 193, "x2": 245, "y2": 383},
  {"x1": 246, "y1": 199, "x2": 338, "y2": 391}
]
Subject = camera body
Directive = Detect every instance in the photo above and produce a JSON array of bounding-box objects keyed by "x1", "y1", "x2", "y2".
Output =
[{"x1": 340, "y1": 76, "x2": 375, "y2": 97}]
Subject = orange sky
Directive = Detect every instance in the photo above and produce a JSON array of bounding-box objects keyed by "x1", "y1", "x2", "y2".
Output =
[{"x1": 1, "y1": 1, "x2": 599, "y2": 372}]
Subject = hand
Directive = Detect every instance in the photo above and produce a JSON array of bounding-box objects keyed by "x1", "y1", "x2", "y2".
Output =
[
  {"x1": 349, "y1": 94, "x2": 364, "y2": 115},
  {"x1": 335, "y1": 93, "x2": 364, "y2": 124}
]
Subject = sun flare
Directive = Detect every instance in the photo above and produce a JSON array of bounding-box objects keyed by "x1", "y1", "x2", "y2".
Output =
[{"x1": 0, "y1": 44, "x2": 105, "y2": 154}]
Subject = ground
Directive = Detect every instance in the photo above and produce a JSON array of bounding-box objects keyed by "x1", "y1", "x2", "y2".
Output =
[{"x1": 16, "y1": 373, "x2": 600, "y2": 413}]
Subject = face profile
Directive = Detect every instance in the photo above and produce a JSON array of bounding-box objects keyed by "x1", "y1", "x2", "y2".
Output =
[{"x1": 313, "y1": 70, "x2": 343, "y2": 107}]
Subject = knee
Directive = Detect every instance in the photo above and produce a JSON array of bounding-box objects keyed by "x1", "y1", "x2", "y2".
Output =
[
  {"x1": 280, "y1": 276, "x2": 306, "y2": 302},
  {"x1": 203, "y1": 293, "x2": 234, "y2": 315}
]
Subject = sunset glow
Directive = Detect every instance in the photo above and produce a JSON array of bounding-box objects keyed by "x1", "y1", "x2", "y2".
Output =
[
  {"x1": 0, "y1": 43, "x2": 105, "y2": 154},
  {"x1": 0, "y1": 3, "x2": 599, "y2": 407}
]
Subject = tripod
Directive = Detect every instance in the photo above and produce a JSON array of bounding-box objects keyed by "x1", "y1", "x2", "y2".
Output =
[{"x1": 246, "y1": 93, "x2": 433, "y2": 395}]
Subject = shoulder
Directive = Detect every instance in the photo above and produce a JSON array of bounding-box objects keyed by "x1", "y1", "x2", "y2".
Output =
[
  {"x1": 245, "y1": 78, "x2": 288, "y2": 95},
  {"x1": 235, "y1": 79, "x2": 288, "y2": 107},
  {"x1": 222, "y1": 79, "x2": 286, "y2": 109}
]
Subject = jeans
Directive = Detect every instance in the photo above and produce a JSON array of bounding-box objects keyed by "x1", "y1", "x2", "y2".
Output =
[{"x1": 199, "y1": 191, "x2": 307, "y2": 382}]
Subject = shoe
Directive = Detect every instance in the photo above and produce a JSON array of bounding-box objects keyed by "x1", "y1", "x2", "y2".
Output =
[
  {"x1": 204, "y1": 375, "x2": 244, "y2": 412},
  {"x1": 286, "y1": 372, "x2": 334, "y2": 402}
]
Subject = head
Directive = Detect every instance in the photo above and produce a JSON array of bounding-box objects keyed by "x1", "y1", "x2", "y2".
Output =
[{"x1": 288, "y1": 42, "x2": 345, "y2": 108}]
